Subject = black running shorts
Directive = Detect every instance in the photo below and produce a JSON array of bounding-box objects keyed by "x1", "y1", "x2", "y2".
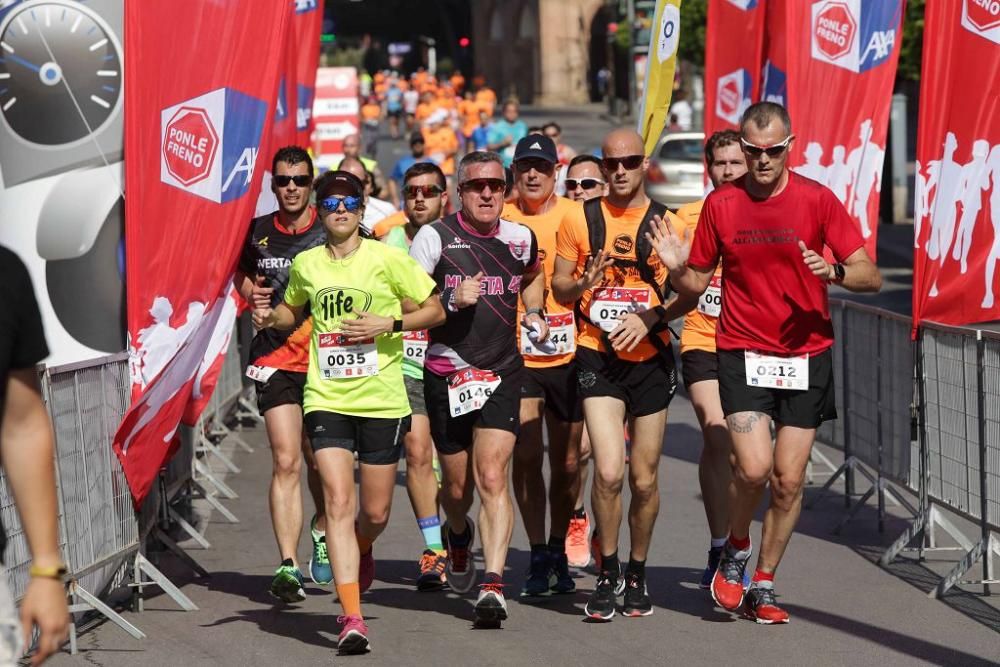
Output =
[
  {"x1": 255, "y1": 370, "x2": 305, "y2": 414},
  {"x1": 424, "y1": 367, "x2": 523, "y2": 455},
  {"x1": 575, "y1": 347, "x2": 678, "y2": 418},
  {"x1": 520, "y1": 363, "x2": 583, "y2": 423},
  {"x1": 681, "y1": 349, "x2": 719, "y2": 388},
  {"x1": 303, "y1": 411, "x2": 409, "y2": 465}
]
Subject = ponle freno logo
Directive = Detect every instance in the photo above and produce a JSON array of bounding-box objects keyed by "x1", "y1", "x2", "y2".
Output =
[
  {"x1": 724, "y1": 0, "x2": 759, "y2": 9},
  {"x1": 160, "y1": 88, "x2": 268, "y2": 203},
  {"x1": 810, "y1": 0, "x2": 901, "y2": 74},
  {"x1": 715, "y1": 69, "x2": 751, "y2": 126},
  {"x1": 962, "y1": 0, "x2": 1000, "y2": 44}
]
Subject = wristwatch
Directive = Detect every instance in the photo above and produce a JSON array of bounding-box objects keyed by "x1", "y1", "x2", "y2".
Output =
[
  {"x1": 831, "y1": 263, "x2": 846, "y2": 284},
  {"x1": 30, "y1": 563, "x2": 68, "y2": 580},
  {"x1": 392, "y1": 318, "x2": 403, "y2": 332}
]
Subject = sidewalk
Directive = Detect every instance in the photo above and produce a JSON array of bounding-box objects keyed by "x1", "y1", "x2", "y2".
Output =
[{"x1": 49, "y1": 388, "x2": 999, "y2": 666}]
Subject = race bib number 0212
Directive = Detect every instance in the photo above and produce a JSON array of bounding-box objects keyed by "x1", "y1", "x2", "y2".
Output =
[
  {"x1": 744, "y1": 351, "x2": 808, "y2": 391},
  {"x1": 589, "y1": 287, "x2": 650, "y2": 333},
  {"x1": 520, "y1": 312, "x2": 576, "y2": 356},
  {"x1": 318, "y1": 333, "x2": 378, "y2": 379},
  {"x1": 447, "y1": 368, "x2": 501, "y2": 417}
]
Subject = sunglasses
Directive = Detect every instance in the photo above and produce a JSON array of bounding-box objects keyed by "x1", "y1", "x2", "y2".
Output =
[
  {"x1": 565, "y1": 177, "x2": 605, "y2": 191},
  {"x1": 601, "y1": 155, "x2": 644, "y2": 171},
  {"x1": 404, "y1": 184, "x2": 445, "y2": 199},
  {"x1": 740, "y1": 136, "x2": 792, "y2": 158},
  {"x1": 460, "y1": 178, "x2": 506, "y2": 194},
  {"x1": 513, "y1": 158, "x2": 555, "y2": 175},
  {"x1": 273, "y1": 174, "x2": 312, "y2": 187},
  {"x1": 319, "y1": 195, "x2": 363, "y2": 213}
]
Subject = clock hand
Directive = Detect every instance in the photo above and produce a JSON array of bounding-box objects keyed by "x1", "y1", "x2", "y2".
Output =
[{"x1": 5, "y1": 52, "x2": 42, "y2": 73}]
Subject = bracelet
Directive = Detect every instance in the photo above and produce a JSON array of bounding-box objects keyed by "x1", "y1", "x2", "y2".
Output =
[
  {"x1": 525, "y1": 307, "x2": 545, "y2": 318},
  {"x1": 30, "y1": 564, "x2": 68, "y2": 580}
]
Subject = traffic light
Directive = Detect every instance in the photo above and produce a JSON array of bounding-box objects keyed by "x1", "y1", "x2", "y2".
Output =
[
  {"x1": 459, "y1": 36, "x2": 470, "y2": 48},
  {"x1": 321, "y1": 33, "x2": 336, "y2": 43}
]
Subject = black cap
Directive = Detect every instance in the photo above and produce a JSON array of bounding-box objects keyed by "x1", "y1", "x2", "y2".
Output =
[
  {"x1": 316, "y1": 170, "x2": 364, "y2": 200},
  {"x1": 513, "y1": 134, "x2": 557, "y2": 163},
  {"x1": 409, "y1": 131, "x2": 425, "y2": 145}
]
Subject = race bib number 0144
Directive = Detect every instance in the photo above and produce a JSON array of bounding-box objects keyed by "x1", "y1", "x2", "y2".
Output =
[
  {"x1": 318, "y1": 333, "x2": 378, "y2": 379},
  {"x1": 521, "y1": 312, "x2": 576, "y2": 356},
  {"x1": 447, "y1": 368, "x2": 501, "y2": 417},
  {"x1": 744, "y1": 351, "x2": 808, "y2": 391},
  {"x1": 589, "y1": 287, "x2": 650, "y2": 333}
]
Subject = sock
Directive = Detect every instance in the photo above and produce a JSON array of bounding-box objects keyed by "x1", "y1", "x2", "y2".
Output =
[
  {"x1": 530, "y1": 543, "x2": 548, "y2": 557},
  {"x1": 336, "y1": 582, "x2": 362, "y2": 618},
  {"x1": 280, "y1": 558, "x2": 294, "y2": 568},
  {"x1": 483, "y1": 571, "x2": 503, "y2": 585},
  {"x1": 751, "y1": 569, "x2": 774, "y2": 589},
  {"x1": 572, "y1": 507, "x2": 586, "y2": 520},
  {"x1": 417, "y1": 516, "x2": 445, "y2": 551},
  {"x1": 357, "y1": 532, "x2": 374, "y2": 555},
  {"x1": 710, "y1": 537, "x2": 727, "y2": 549},
  {"x1": 728, "y1": 533, "x2": 751, "y2": 552},
  {"x1": 601, "y1": 551, "x2": 620, "y2": 577},
  {"x1": 311, "y1": 515, "x2": 325, "y2": 538},
  {"x1": 626, "y1": 557, "x2": 646, "y2": 579},
  {"x1": 448, "y1": 521, "x2": 471, "y2": 546},
  {"x1": 547, "y1": 535, "x2": 566, "y2": 552}
]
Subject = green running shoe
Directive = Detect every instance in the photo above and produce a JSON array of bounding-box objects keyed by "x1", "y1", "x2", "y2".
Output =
[
  {"x1": 309, "y1": 515, "x2": 333, "y2": 585},
  {"x1": 270, "y1": 562, "x2": 306, "y2": 603}
]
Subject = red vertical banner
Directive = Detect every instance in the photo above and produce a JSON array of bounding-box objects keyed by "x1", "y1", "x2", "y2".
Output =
[
  {"x1": 118, "y1": 0, "x2": 289, "y2": 503},
  {"x1": 760, "y1": 0, "x2": 788, "y2": 106},
  {"x1": 783, "y1": 0, "x2": 906, "y2": 259},
  {"x1": 293, "y1": 0, "x2": 324, "y2": 148},
  {"x1": 704, "y1": 0, "x2": 767, "y2": 139},
  {"x1": 913, "y1": 2, "x2": 1000, "y2": 326}
]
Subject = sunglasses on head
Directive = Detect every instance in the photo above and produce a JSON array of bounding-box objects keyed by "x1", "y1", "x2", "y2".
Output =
[
  {"x1": 601, "y1": 155, "x2": 644, "y2": 171},
  {"x1": 565, "y1": 177, "x2": 605, "y2": 191},
  {"x1": 460, "y1": 178, "x2": 506, "y2": 194},
  {"x1": 319, "y1": 195, "x2": 363, "y2": 213},
  {"x1": 404, "y1": 184, "x2": 445, "y2": 199},
  {"x1": 740, "y1": 136, "x2": 792, "y2": 158},
  {"x1": 273, "y1": 174, "x2": 312, "y2": 187}
]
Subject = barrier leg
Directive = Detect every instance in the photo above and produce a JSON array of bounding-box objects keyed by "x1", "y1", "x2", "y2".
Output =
[
  {"x1": 833, "y1": 483, "x2": 877, "y2": 535},
  {"x1": 194, "y1": 459, "x2": 238, "y2": 499},
  {"x1": 932, "y1": 538, "x2": 987, "y2": 598},
  {"x1": 196, "y1": 434, "x2": 240, "y2": 474},
  {"x1": 168, "y1": 506, "x2": 211, "y2": 549},
  {"x1": 152, "y1": 526, "x2": 210, "y2": 577},
  {"x1": 134, "y1": 553, "x2": 199, "y2": 610},
  {"x1": 193, "y1": 480, "x2": 240, "y2": 523},
  {"x1": 69, "y1": 582, "x2": 146, "y2": 641},
  {"x1": 880, "y1": 509, "x2": 927, "y2": 566},
  {"x1": 237, "y1": 395, "x2": 265, "y2": 427},
  {"x1": 805, "y1": 456, "x2": 856, "y2": 509},
  {"x1": 209, "y1": 421, "x2": 254, "y2": 454}
]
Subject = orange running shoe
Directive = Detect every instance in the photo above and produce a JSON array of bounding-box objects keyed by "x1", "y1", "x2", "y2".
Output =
[{"x1": 565, "y1": 512, "x2": 592, "y2": 568}]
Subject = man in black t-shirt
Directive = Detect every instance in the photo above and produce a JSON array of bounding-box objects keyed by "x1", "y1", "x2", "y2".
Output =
[
  {"x1": 0, "y1": 246, "x2": 68, "y2": 662},
  {"x1": 234, "y1": 146, "x2": 328, "y2": 601}
]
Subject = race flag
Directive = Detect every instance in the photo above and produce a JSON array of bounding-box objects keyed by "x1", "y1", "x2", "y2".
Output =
[
  {"x1": 117, "y1": 0, "x2": 290, "y2": 503},
  {"x1": 704, "y1": 0, "x2": 766, "y2": 139},
  {"x1": 637, "y1": 0, "x2": 683, "y2": 156}
]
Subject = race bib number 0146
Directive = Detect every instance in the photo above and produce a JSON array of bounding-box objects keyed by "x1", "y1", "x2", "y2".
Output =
[
  {"x1": 403, "y1": 330, "x2": 428, "y2": 367},
  {"x1": 520, "y1": 312, "x2": 576, "y2": 356},
  {"x1": 744, "y1": 351, "x2": 808, "y2": 391},
  {"x1": 447, "y1": 368, "x2": 501, "y2": 417},
  {"x1": 589, "y1": 287, "x2": 650, "y2": 333},
  {"x1": 318, "y1": 333, "x2": 378, "y2": 379},
  {"x1": 697, "y1": 275, "x2": 722, "y2": 318}
]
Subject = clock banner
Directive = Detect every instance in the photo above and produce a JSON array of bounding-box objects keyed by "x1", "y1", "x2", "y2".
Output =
[
  {"x1": 704, "y1": 0, "x2": 766, "y2": 142},
  {"x1": 117, "y1": 0, "x2": 289, "y2": 503},
  {"x1": 782, "y1": 0, "x2": 906, "y2": 260},
  {"x1": 913, "y1": 2, "x2": 1000, "y2": 327}
]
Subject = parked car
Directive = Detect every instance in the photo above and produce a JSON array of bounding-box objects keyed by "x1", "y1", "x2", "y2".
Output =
[{"x1": 646, "y1": 131, "x2": 705, "y2": 210}]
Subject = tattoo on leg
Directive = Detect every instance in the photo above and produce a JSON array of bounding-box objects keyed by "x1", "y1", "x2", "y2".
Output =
[{"x1": 727, "y1": 412, "x2": 765, "y2": 434}]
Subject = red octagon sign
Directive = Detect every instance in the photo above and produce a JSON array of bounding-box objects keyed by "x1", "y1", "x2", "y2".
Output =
[
  {"x1": 966, "y1": 0, "x2": 1000, "y2": 32},
  {"x1": 718, "y1": 80, "x2": 739, "y2": 118},
  {"x1": 162, "y1": 107, "x2": 219, "y2": 186},
  {"x1": 814, "y1": 2, "x2": 857, "y2": 60}
]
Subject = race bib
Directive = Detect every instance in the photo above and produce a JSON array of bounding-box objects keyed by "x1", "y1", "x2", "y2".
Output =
[
  {"x1": 245, "y1": 365, "x2": 277, "y2": 383},
  {"x1": 520, "y1": 312, "x2": 576, "y2": 356},
  {"x1": 744, "y1": 351, "x2": 808, "y2": 391},
  {"x1": 447, "y1": 368, "x2": 501, "y2": 417},
  {"x1": 403, "y1": 330, "x2": 428, "y2": 368},
  {"x1": 318, "y1": 333, "x2": 378, "y2": 379},
  {"x1": 698, "y1": 275, "x2": 723, "y2": 318},
  {"x1": 589, "y1": 287, "x2": 650, "y2": 333}
]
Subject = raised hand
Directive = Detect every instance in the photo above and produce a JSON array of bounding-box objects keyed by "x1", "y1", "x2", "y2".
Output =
[
  {"x1": 645, "y1": 215, "x2": 691, "y2": 271},
  {"x1": 580, "y1": 250, "x2": 614, "y2": 290}
]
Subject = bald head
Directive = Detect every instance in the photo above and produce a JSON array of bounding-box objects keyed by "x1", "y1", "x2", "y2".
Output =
[
  {"x1": 601, "y1": 128, "x2": 648, "y2": 205},
  {"x1": 343, "y1": 133, "x2": 361, "y2": 157},
  {"x1": 337, "y1": 156, "x2": 371, "y2": 196},
  {"x1": 602, "y1": 128, "x2": 644, "y2": 158}
]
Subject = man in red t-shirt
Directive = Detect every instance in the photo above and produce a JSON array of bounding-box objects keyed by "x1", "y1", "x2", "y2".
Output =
[{"x1": 648, "y1": 102, "x2": 881, "y2": 624}]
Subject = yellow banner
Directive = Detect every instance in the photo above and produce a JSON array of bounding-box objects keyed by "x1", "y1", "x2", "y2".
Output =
[{"x1": 637, "y1": 0, "x2": 683, "y2": 156}]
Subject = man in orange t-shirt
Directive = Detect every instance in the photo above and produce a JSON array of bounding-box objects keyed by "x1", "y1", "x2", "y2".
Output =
[
  {"x1": 475, "y1": 85, "x2": 497, "y2": 116},
  {"x1": 458, "y1": 91, "x2": 481, "y2": 144},
  {"x1": 674, "y1": 130, "x2": 747, "y2": 591},
  {"x1": 553, "y1": 128, "x2": 692, "y2": 620},
  {"x1": 501, "y1": 135, "x2": 584, "y2": 599},
  {"x1": 422, "y1": 111, "x2": 459, "y2": 178}
]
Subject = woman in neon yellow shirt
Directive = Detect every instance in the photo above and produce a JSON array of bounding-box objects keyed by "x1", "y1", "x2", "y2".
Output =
[{"x1": 254, "y1": 171, "x2": 444, "y2": 655}]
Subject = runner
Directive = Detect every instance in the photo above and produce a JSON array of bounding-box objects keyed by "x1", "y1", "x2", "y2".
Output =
[
  {"x1": 673, "y1": 130, "x2": 748, "y2": 588},
  {"x1": 552, "y1": 128, "x2": 688, "y2": 620},
  {"x1": 388, "y1": 132, "x2": 436, "y2": 209},
  {"x1": 409, "y1": 150, "x2": 549, "y2": 627},
  {"x1": 561, "y1": 153, "x2": 608, "y2": 569},
  {"x1": 385, "y1": 79, "x2": 404, "y2": 139},
  {"x1": 342, "y1": 133, "x2": 386, "y2": 198},
  {"x1": 649, "y1": 102, "x2": 881, "y2": 624},
  {"x1": 501, "y1": 135, "x2": 584, "y2": 598},
  {"x1": 487, "y1": 100, "x2": 528, "y2": 167},
  {"x1": 336, "y1": 156, "x2": 397, "y2": 236},
  {"x1": 381, "y1": 162, "x2": 451, "y2": 589},
  {"x1": 235, "y1": 146, "x2": 329, "y2": 602},
  {"x1": 252, "y1": 170, "x2": 445, "y2": 654}
]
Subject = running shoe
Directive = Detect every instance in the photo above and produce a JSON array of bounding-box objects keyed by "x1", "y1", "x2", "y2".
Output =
[
  {"x1": 744, "y1": 585, "x2": 790, "y2": 625},
  {"x1": 416, "y1": 549, "x2": 447, "y2": 591},
  {"x1": 622, "y1": 572, "x2": 653, "y2": 617},
  {"x1": 309, "y1": 515, "x2": 333, "y2": 585},
  {"x1": 700, "y1": 546, "x2": 723, "y2": 589},
  {"x1": 269, "y1": 563, "x2": 306, "y2": 603},
  {"x1": 711, "y1": 543, "x2": 752, "y2": 611},
  {"x1": 520, "y1": 549, "x2": 553, "y2": 597},
  {"x1": 474, "y1": 581, "x2": 508, "y2": 627},
  {"x1": 565, "y1": 512, "x2": 592, "y2": 568},
  {"x1": 359, "y1": 547, "x2": 375, "y2": 593},
  {"x1": 549, "y1": 551, "x2": 576, "y2": 594},
  {"x1": 444, "y1": 518, "x2": 477, "y2": 594},
  {"x1": 337, "y1": 615, "x2": 371, "y2": 654},
  {"x1": 584, "y1": 564, "x2": 623, "y2": 621}
]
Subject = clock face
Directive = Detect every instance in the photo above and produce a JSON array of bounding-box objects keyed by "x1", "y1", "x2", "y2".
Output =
[{"x1": 0, "y1": 0, "x2": 122, "y2": 146}]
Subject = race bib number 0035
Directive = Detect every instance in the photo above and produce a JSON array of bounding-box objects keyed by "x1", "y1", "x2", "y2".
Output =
[
  {"x1": 403, "y1": 330, "x2": 428, "y2": 367},
  {"x1": 589, "y1": 287, "x2": 650, "y2": 333},
  {"x1": 697, "y1": 275, "x2": 722, "y2": 318},
  {"x1": 447, "y1": 368, "x2": 501, "y2": 417},
  {"x1": 744, "y1": 351, "x2": 808, "y2": 391},
  {"x1": 520, "y1": 312, "x2": 576, "y2": 356},
  {"x1": 318, "y1": 333, "x2": 378, "y2": 379}
]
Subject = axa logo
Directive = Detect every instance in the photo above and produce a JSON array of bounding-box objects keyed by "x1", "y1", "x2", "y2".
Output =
[
  {"x1": 810, "y1": 0, "x2": 902, "y2": 74},
  {"x1": 297, "y1": 85, "x2": 314, "y2": 131},
  {"x1": 761, "y1": 61, "x2": 786, "y2": 106},
  {"x1": 715, "y1": 69, "x2": 751, "y2": 126},
  {"x1": 160, "y1": 88, "x2": 268, "y2": 203},
  {"x1": 962, "y1": 0, "x2": 1000, "y2": 45},
  {"x1": 724, "y1": 0, "x2": 759, "y2": 9}
]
